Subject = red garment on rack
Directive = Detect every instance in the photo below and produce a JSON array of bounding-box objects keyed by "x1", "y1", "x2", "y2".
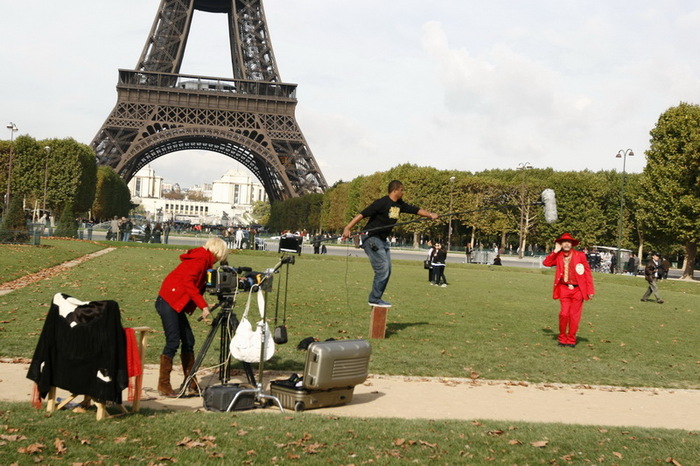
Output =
[{"x1": 124, "y1": 328, "x2": 142, "y2": 401}]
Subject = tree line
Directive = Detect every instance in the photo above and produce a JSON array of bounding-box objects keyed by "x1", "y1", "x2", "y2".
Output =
[
  {"x1": 268, "y1": 103, "x2": 700, "y2": 279},
  {"x1": 0, "y1": 136, "x2": 132, "y2": 223}
]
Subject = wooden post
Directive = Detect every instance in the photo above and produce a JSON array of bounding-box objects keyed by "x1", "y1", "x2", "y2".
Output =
[
  {"x1": 129, "y1": 326, "x2": 153, "y2": 412},
  {"x1": 369, "y1": 306, "x2": 388, "y2": 339}
]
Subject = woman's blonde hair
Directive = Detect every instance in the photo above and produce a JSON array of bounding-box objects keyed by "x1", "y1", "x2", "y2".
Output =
[{"x1": 203, "y1": 237, "x2": 229, "y2": 263}]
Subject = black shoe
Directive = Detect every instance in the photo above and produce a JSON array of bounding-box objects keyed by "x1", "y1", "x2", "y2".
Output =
[
  {"x1": 640, "y1": 298, "x2": 648, "y2": 302},
  {"x1": 657, "y1": 300, "x2": 664, "y2": 304},
  {"x1": 557, "y1": 342, "x2": 566, "y2": 347},
  {"x1": 566, "y1": 344, "x2": 576, "y2": 348}
]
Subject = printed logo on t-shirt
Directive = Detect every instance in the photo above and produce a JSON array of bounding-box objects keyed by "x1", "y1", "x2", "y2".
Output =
[{"x1": 389, "y1": 206, "x2": 400, "y2": 219}]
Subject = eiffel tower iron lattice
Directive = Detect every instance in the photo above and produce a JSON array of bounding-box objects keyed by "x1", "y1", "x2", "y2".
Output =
[{"x1": 91, "y1": 0, "x2": 328, "y2": 201}]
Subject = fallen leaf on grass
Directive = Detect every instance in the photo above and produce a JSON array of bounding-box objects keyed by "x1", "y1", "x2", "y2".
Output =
[
  {"x1": 18, "y1": 442, "x2": 45, "y2": 454},
  {"x1": 54, "y1": 438, "x2": 66, "y2": 455},
  {"x1": 665, "y1": 458, "x2": 682, "y2": 466},
  {"x1": 530, "y1": 440, "x2": 548, "y2": 448},
  {"x1": 508, "y1": 439, "x2": 522, "y2": 445},
  {"x1": 303, "y1": 442, "x2": 326, "y2": 453},
  {"x1": 613, "y1": 451, "x2": 623, "y2": 459}
]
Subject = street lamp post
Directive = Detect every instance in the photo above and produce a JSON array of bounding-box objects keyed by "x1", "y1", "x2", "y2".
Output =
[
  {"x1": 615, "y1": 148, "x2": 634, "y2": 273},
  {"x1": 517, "y1": 162, "x2": 533, "y2": 259},
  {"x1": 447, "y1": 176, "x2": 455, "y2": 251},
  {"x1": 5, "y1": 122, "x2": 18, "y2": 212},
  {"x1": 43, "y1": 146, "x2": 51, "y2": 212}
]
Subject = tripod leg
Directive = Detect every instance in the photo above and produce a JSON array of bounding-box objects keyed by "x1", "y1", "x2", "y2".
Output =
[{"x1": 178, "y1": 311, "x2": 224, "y2": 397}]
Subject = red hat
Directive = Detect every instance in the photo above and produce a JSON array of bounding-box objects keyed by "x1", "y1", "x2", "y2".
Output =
[{"x1": 555, "y1": 233, "x2": 579, "y2": 246}]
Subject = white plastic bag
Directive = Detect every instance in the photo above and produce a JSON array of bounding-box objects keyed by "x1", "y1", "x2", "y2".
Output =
[{"x1": 230, "y1": 290, "x2": 274, "y2": 363}]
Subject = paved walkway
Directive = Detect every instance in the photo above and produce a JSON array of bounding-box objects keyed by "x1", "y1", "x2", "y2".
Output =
[{"x1": 1, "y1": 361, "x2": 698, "y2": 430}]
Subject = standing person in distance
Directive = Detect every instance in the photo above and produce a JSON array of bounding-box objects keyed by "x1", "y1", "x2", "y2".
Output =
[
  {"x1": 542, "y1": 233, "x2": 595, "y2": 348},
  {"x1": 155, "y1": 237, "x2": 229, "y2": 397},
  {"x1": 426, "y1": 240, "x2": 435, "y2": 283},
  {"x1": 431, "y1": 242, "x2": 448, "y2": 286},
  {"x1": 342, "y1": 180, "x2": 438, "y2": 307},
  {"x1": 641, "y1": 252, "x2": 665, "y2": 304}
]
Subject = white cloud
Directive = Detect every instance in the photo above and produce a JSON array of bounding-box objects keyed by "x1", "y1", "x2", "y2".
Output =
[{"x1": 3, "y1": 0, "x2": 700, "y2": 186}]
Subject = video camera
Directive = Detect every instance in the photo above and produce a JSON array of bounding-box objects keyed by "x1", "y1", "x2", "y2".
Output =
[{"x1": 206, "y1": 265, "x2": 270, "y2": 296}]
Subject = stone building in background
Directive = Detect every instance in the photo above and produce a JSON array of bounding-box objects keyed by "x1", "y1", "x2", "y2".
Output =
[{"x1": 128, "y1": 166, "x2": 267, "y2": 226}]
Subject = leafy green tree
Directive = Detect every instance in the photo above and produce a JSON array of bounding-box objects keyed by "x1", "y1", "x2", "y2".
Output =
[
  {"x1": 92, "y1": 166, "x2": 132, "y2": 221},
  {"x1": 251, "y1": 200, "x2": 270, "y2": 226},
  {"x1": 1, "y1": 136, "x2": 96, "y2": 217},
  {"x1": 186, "y1": 191, "x2": 210, "y2": 202},
  {"x1": 639, "y1": 102, "x2": 700, "y2": 279},
  {"x1": 54, "y1": 202, "x2": 78, "y2": 238},
  {"x1": 0, "y1": 195, "x2": 29, "y2": 243},
  {"x1": 320, "y1": 182, "x2": 351, "y2": 232}
]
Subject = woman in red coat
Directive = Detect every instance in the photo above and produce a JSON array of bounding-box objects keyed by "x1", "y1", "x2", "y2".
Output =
[
  {"x1": 155, "y1": 237, "x2": 229, "y2": 397},
  {"x1": 542, "y1": 233, "x2": 595, "y2": 347}
]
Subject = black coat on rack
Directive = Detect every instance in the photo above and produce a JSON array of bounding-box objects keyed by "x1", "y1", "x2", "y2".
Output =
[{"x1": 27, "y1": 294, "x2": 128, "y2": 403}]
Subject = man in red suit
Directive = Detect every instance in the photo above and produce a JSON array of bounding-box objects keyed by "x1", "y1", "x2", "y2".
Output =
[{"x1": 542, "y1": 233, "x2": 595, "y2": 347}]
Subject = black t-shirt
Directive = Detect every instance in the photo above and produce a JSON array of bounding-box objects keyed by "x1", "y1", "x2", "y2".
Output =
[{"x1": 360, "y1": 196, "x2": 419, "y2": 240}]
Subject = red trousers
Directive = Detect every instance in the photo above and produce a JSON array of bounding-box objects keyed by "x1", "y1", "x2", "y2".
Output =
[{"x1": 556, "y1": 284, "x2": 584, "y2": 345}]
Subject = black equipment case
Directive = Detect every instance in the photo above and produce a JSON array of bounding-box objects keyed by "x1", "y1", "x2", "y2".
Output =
[
  {"x1": 270, "y1": 339, "x2": 371, "y2": 411},
  {"x1": 202, "y1": 383, "x2": 256, "y2": 411}
]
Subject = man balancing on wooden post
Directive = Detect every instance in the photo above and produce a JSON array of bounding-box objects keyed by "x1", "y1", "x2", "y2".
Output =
[{"x1": 342, "y1": 180, "x2": 438, "y2": 308}]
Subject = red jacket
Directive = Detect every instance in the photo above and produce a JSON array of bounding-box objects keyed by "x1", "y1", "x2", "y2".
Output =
[
  {"x1": 158, "y1": 247, "x2": 215, "y2": 314},
  {"x1": 542, "y1": 249, "x2": 595, "y2": 300}
]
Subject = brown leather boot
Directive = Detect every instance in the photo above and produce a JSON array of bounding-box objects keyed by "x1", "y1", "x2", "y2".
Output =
[
  {"x1": 180, "y1": 351, "x2": 198, "y2": 396},
  {"x1": 158, "y1": 354, "x2": 177, "y2": 398}
]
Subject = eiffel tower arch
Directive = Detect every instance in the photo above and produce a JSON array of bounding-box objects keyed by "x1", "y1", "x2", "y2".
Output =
[{"x1": 91, "y1": 0, "x2": 327, "y2": 201}]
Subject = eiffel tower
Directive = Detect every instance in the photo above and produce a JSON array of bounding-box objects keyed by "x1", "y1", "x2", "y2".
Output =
[{"x1": 91, "y1": 0, "x2": 327, "y2": 201}]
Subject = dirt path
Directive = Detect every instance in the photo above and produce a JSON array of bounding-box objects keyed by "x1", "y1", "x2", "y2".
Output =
[
  {"x1": 0, "y1": 247, "x2": 116, "y2": 296},
  {"x1": 1, "y1": 361, "x2": 698, "y2": 430}
]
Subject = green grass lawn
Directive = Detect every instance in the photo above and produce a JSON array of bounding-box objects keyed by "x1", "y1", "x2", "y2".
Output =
[
  {"x1": 1, "y1": 240, "x2": 698, "y2": 464},
  {"x1": 2, "y1": 242, "x2": 698, "y2": 389},
  {"x1": 0, "y1": 239, "x2": 105, "y2": 284},
  {"x1": 0, "y1": 403, "x2": 697, "y2": 464}
]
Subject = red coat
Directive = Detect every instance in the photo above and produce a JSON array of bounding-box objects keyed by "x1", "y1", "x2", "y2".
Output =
[
  {"x1": 542, "y1": 250, "x2": 595, "y2": 300},
  {"x1": 158, "y1": 247, "x2": 215, "y2": 314}
]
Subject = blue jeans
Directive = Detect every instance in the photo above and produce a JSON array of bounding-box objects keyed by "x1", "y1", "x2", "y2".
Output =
[
  {"x1": 156, "y1": 296, "x2": 195, "y2": 358},
  {"x1": 362, "y1": 236, "x2": 391, "y2": 302}
]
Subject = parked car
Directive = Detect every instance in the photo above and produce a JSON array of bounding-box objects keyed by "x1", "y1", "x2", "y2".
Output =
[{"x1": 129, "y1": 226, "x2": 146, "y2": 242}]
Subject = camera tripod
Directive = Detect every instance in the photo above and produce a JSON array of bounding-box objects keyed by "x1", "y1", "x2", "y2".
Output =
[
  {"x1": 223, "y1": 255, "x2": 295, "y2": 413},
  {"x1": 177, "y1": 293, "x2": 256, "y2": 398}
]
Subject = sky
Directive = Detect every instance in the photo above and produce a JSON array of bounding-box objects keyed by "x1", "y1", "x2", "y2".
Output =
[{"x1": 2, "y1": 1, "x2": 700, "y2": 188}]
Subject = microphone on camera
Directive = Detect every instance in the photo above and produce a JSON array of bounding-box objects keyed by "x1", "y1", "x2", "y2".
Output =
[{"x1": 541, "y1": 189, "x2": 558, "y2": 224}]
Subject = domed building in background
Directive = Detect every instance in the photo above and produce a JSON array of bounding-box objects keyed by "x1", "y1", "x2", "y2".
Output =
[{"x1": 128, "y1": 166, "x2": 267, "y2": 226}]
